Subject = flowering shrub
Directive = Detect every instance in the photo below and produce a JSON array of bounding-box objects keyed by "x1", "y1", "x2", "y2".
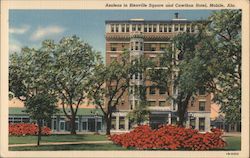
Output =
[
  {"x1": 9, "y1": 123, "x2": 51, "y2": 136},
  {"x1": 109, "y1": 125, "x2": 226, "y2": 150}
]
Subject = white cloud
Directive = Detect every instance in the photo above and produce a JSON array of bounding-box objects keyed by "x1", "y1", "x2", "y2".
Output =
[
  {"x1": 9, "y1": 25, "x2": 30, "y2": 34},
  {"x1": 30, "y1": 25, "x2": 65, "y2": 41}
]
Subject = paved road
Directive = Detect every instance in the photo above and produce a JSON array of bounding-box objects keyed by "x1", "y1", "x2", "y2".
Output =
[{"x1": 9, "y1": 140, "x2": 113, "y2": 147}]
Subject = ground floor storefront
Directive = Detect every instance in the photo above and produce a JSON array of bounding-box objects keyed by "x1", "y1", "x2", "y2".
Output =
[
  {"x1": 9, "y1": 107, "x2": 211, "y2": 133},
  {"x1": 110, "y1": 111, "x2": 211, "y2": 132}
]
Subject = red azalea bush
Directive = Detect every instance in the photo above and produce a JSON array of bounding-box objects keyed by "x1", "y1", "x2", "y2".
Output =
[
  {"x1": 9, "y1": 123, "x2": 51, "y2": 136},
  {"x1": 109, "y1": 125, "x2": 226, "y2": 150}
]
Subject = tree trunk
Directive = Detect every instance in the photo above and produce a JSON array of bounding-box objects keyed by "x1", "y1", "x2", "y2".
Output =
[
  {"x1": 178, "y1": 107, "x2": 185, "y2": 127},
  {"x1": 177, "y1": 93, "x2": 192, "y2": 127},
  {"x1": 37, "y1": 119, "x2": 42, "y2": 146},
  {"x1": 70, "y1": 116, "x2": 77, "y2": 135},
  {"x1": 105, "y1": 115, "x2": 112, "y2": 135}
]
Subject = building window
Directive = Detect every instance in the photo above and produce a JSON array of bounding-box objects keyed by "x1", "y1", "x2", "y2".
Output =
[
  {"x1": 130, "y1": 42, "x2": 134, "y2": 50},
  {"x1": 144, "y1": 25, "x2": 148, "y2": 32},
  {"x1": 149, "y1": 86, "x2": 156, "y2": 95},
  {"x1": 140, "y1": 42, "x2": 143, "y2": 51},
  {"x1": 150, "y1": 44, "x2": 156, "y2": 51},
  {"x1": 180, "y1": 24, "x2": 184, "y2": 31},
  {"x1": 199, "y1": 118, "x2": 205, "y2": 131},
  {"x1": 119, "y1": 117, "x2": 125, "y2": 130},
  {"x1": 186, "y1": 25, "x2": 191, "y2": 32},
  {"x1": 53, "y1": 119, "x2": 57, "y2": 130},
  {"x1": 130, "y1": 100, "x2": 134, "y2": 110},
  {"x1": 159, "y1": 101, "x2": 166, "y2": 107},
  {"x1": 148, "y1": 25, "x2": 152, "y2": 32},
  {"x1": 148, "y1": 101, "x2": 156, "y2": 106},
  {"x1": 159, "y1": 86, "x2": 167, "y2": 94},
  {"x1": 163, "y1": 25, "x2": 167, "y2": 32},
  {"x1": 115, "y1": 24, "x2": 119, "y2": 32},
  {"x1": 135, "y1": 41, "x2": 139, "y2": 50},
  {"x1": 126, "y1": 24, "x2": 130, "y2": 32},
  {"x1": 199, "y1": 87, "x2": 206, "y2": 95},
  {"x1": 199, "y1": 101, "x2": 206, "y2": 111},
  {"x1": 153, "y1": 24, "x2": 157, "y2": 32},
  {"x1": 82, "y1": 122, "x2": 87, "y2": 130},
  {"x1": 132, "y1": 24, "x2": 136, "y2": 31},
  {"x1": 191, "y1": 25, "x2": 195, "y2": 32},
  {"x1": 159, "y1": 24, "x2": 163, "y2": 32},
  {"x1": 22, "y1": 118, "x2": 30, "y2": 123},
  {"x1": 111, "y1": 117, "x2": 116, "y2": 130},
  {"x1": 60, "y1": 119, "x2": 65, "y2": 131},
  {"x1": 110, "y1": 44, "x2": 117, "y2": 51},
  {"x1": 160, "y1": 44, "x2": 167, "y2": 51},
  {"x1": 121, "y1": 24, "x2": 125, "y2": 32},
  {"x1": 97, "y1": 122, "x2": 102, "y2": 130},
  {"x1": 168, "y1": 25, "x2": 172, "y2": 32},
  {"x1": 111, "y1": 24, "x2": 115, "y2": 32},
  {"x1": 138, "y1": 24, "x2": 141, "y2": 31},
  {"x1": 190, "y1": 117, "x2": 195, "y2": 129},
  {"x1": 174, "y1": 24, "x2": 179, "y2": 32}
]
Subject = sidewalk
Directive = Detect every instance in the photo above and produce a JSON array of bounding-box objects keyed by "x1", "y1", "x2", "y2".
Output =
[{"x1": 9, "y1": 140, "x2": 113, "y2": 147}]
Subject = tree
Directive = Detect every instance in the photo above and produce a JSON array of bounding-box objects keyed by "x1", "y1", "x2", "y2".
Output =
[
  {"x1": 9, "y1": 45, "x2": 53, "y2": 100},
  {"x1": 9, "y1": 36, "x2": 101, "y2": 135},
  {"x1": 88, "y1": 52, "x2": 131, "y2": 135},
  {"x1": 127, "y1": 100, "x2": 150, "y2": 126},
  {"x1": 149, "y1": 10, "x2": 241, "y2": 126},
  {"x1": 198, "y1": 10, "x2": 241, "y2": 123},
  {"x1": 25, "y1": 93, "x2": 57, "y2": 146},
  {"x1": 48, "y1": 36, "x2": 101, "y2": 134},
  {"x1": 9, "y1": 44, "x2": 58, "y2": 146},
  {"x1": 149, "y1": 32, "x2": 212, "y2": 126},
  {"x1": 127, "y1": 59, "x2": 151, "y2": 126}
]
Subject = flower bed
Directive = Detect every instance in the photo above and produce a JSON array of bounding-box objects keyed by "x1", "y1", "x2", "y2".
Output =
[
  {"x1": 109, "y1": 125, "x2": 226, "y2": 150},
  {"x1": 9, "y1": 123, "x2": 51, "y2": 136}
]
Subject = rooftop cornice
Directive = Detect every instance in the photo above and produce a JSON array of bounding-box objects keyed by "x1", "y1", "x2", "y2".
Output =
[{"x1": 105, "y1": 20, "x2": 206, "y2": 24}]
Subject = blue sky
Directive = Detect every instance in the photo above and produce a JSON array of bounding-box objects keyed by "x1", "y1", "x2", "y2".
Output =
[{"x1": 9, "y1": 10, "x2": 215, "y2": 56}]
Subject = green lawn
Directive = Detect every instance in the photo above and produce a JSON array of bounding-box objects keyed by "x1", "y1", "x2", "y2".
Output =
[
  {"x1": 223, "y1": 136, "x2": 241, "y2": 150},
  {"x1": 9, "y1": 143, "x2": 127, "y2": 151},
  {"x1": 9, "y1": 135, "x2": 241, "y2": 151},
  {"x1": 9, "y1": 134, "x2": 108, "y2": 144}
]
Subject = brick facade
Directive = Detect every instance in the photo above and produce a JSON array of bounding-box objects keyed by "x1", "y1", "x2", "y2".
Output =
[{"x1": 105, "y1": 17, "x2": 211, "y2": 132}]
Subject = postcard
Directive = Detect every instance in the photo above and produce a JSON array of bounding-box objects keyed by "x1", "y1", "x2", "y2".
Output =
[{"x1": 1, "y1": 0, "x2": 249, "y2": 157}]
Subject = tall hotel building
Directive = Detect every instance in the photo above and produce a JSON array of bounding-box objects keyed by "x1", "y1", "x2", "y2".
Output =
[{"x1": 105, "y1": 14, "x2": 211, "y2": 132}]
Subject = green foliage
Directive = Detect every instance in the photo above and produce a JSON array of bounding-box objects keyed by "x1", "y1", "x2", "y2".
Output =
[
  {"x1": 24, "y1": 93, "x2": 58, "y2": 146},
  {"x1": 25, "y1": 93, "x2": 58, "y2": 122},
  {"x1": 89, "y1": 52, "x2": 152, "y2": 134},
  {"x1": 9, "y1": 35, "x2": 102, "y2": 134},
  {"x1": 127, "y1": 100, "x2": 150, "y2": 126},
  {"x1": 149, "y1": 10, "x2": 241, "y2": 125},
  {"x1": 200, "y1": 10, "x2": 241, "y2": 123},
  {"x1": 9, "y1": 46, "x2": 53, "y2": 99}
]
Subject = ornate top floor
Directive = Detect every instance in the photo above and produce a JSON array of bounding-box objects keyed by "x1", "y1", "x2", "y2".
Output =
[{"x1": 105, "y1": 18, "x2": 203, "y2": 34}]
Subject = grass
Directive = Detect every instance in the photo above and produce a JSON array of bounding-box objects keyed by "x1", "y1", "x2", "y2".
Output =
[
  {"x1": 9, "y1": 143, "x2": 127, "y2": 151},
  {"x1": 223, "y1": 136, "x2": 241, "y2": 150},
  {"x1": 9, "y1": 135, "x2": 241, "y2": 151},
  {"x1": 9, "y1": 134, "x2": 108, "y2": 144}
]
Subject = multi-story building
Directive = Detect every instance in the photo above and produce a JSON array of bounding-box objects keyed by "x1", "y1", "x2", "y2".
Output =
[{"x1": 105, "y1": 14, "x2": 211, "y2": 132}]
